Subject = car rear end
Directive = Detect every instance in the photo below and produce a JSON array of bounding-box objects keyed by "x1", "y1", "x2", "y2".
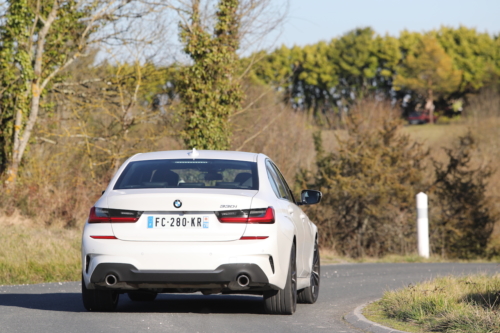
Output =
[{"x1": 82, "y1": 151, "x2": 288, "y2": 296}]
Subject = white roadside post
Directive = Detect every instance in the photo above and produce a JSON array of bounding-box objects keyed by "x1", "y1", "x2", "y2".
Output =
[{"x1": 416, "y1": 192, "x2": 430, "y2": 258}]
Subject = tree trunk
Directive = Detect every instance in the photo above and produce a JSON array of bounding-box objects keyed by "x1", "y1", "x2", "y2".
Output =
[
  {"x1": 3, "y1": 3, "x2": 59, "y2": 189},
  {"x1": 4, "y1": 83, "x2": 42, "y2": 189},
  {"x1": 4, "y1": 160, "x2": 19, "y2": 190},
  {"x1": 425, "y1": 89, "x2": 435, "y2": 124}
]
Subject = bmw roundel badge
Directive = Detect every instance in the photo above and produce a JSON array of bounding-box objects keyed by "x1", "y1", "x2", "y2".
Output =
[{"x1": 173, "y1": 199, "x2": 182, "y2": 209}]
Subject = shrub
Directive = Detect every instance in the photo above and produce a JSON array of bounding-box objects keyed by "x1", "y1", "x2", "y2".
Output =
[
  {"x1": 430, "y1": 132, "x2": 498, "y2": 259},
  {"x1": 301, "y1": 101, "x2": 429, "y2": 257}
]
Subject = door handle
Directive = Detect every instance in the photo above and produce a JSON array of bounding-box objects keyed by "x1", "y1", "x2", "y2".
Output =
[
  {"x1": 300, "y1": 214, "x2": 306, "y2": 219},
  {"x1": 288, "y1": 208, "x2": 294, "y2": 215}
]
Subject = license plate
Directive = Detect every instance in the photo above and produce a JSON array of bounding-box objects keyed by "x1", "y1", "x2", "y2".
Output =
[{"x1": 147, "y1": 215, "x2": 210, "y2": 229}]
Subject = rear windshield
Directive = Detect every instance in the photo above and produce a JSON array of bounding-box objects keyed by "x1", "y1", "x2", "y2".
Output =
[{"x1": 114, "y1": 159, "x2": 259, "y2": 190}]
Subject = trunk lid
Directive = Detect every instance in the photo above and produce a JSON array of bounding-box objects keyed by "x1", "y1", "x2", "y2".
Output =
[{"x1": 106, "y1": 189, "x2": 257, "y2": 242}]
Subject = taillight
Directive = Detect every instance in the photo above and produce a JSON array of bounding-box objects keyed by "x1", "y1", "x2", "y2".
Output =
[
  {"x1": 216, "y1": 207, "x2": 275, "y2": 224},
  {"x1": 88, "y1": 207, "x2": 142, "y2": 223},
  {"x1": 247, "y1": 207, "x2": 275, "y2": 223},
  {"x1": 108, "y1": 208, "x2": 143, "y2": 222},
  {"x1": 215, "y1": 209, "x2": 249, "y2": 223},
  {"x1": 88, "y1": 207, "x2": 109, "y2": 223}
]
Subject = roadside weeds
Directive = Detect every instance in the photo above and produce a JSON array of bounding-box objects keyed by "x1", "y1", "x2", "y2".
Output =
[
  {"x1": 320, "y1": 248, "x2": 498, "y2": 265},
  {"x1": 364, "y1": 274, "x2": 500, "y2": 333}
]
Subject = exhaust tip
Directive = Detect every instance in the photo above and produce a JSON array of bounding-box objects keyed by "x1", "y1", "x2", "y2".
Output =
[
  {"x1": 105, "y1": 274, "x2": 118, "y2": 286},
  {"x1": 237, "y1": 274, "x2": 250, "y2": 287}
]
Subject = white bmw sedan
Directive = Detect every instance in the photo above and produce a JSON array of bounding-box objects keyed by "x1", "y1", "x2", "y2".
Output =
[{"x1": 81, "y1": 150, "x2": 321, "y2": 315}]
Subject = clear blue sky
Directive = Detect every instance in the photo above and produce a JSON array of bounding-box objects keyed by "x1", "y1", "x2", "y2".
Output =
[{"x1": 269, "y1": 0, "x2": 500, "y2": 49}]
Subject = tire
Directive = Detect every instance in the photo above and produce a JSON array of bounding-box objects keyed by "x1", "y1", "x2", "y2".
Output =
[
  {"x1": 297, "y1": 239, "x2": 320, "y2": 304},
  {"x1": 263, "y1": 242, "x2": 297, "y2": 315},
  {"x1": 127, "y1": 291, "x2": 158, "y2": 302},
  {"x1": 82, "y1": 276, "x2": 119, "y2": 312}
]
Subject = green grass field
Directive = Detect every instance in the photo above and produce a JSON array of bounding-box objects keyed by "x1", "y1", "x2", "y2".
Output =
[{"x1": 402, "y1": 122, "x2": 469, "y2": 149}]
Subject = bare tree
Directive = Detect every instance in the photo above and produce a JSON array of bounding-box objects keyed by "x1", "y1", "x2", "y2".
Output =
[{"x1": 0, "y1": 0, "x2": 170, "y2": 187}]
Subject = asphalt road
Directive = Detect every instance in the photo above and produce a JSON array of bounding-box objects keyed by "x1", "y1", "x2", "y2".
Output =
[{"x1": 1, "y1": 263, "x2": 499, "y2": 333}]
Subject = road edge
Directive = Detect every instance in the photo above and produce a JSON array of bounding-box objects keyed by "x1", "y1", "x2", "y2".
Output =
[{"x1": 344, "y1": 301, "x2": 409, "y2": 333}]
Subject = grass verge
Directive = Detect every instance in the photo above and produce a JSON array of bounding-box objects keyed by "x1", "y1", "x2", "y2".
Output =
[
  {"x1": 0, "y1": 223, "x2": 81, "y2": 285},
  {"x1": 364, "y1": 274, "x2": 500, "y2": 333},
  {"x1": 319, "y1": 248, "x2": 497, "y2": 264}
]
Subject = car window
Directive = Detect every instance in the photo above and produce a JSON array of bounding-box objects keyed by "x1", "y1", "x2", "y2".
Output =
[
  {"x1": 270, "y1": 162, "x2": 295, "y2": 203},
  {"x1": 114, "y1": 159, "x2": 259, "y2": 190},
  {"x1": 266, "y1": 160, "x2": 291, "y2": 201},
  {"x1": 266, "y1": 160, "x2": 287, "y2": 199},
  {"x1": 266, "y1": 166, "x2": 281, "y2": 198}
]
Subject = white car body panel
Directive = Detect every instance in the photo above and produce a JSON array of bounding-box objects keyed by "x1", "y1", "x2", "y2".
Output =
[{"x1": 82, "y1": 150, "x2": 318, "y2": 294}]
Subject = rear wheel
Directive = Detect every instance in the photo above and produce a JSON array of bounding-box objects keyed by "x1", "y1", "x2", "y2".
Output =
[
  {"x1": 263, "y1": 243, "x2": 297, "y2": 315},
  {"x1": 127, "y1": 291, "x2": 158, "y2": 302},
  {"x1": 82, "y1": 276, "x2": 119, "y2": 312},
  {"x1": 298, "y1": 239, "x2": 320, "y2": 304}
]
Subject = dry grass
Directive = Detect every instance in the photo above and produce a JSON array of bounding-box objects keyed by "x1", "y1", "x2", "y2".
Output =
[
  {"x1": 0, "y1": 216, "x2": 81, "y2": 285},
  {"x1": 365, "y1": 274, "x2": 500, "y2": 333},
  {"x1": 319, "y1": 247, "x2": 495, "y2": 265}
]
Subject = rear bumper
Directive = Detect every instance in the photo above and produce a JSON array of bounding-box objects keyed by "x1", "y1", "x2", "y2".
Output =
[
  {"x1": 82, "y1": 223, "x2": 292, "y2": 290},
  {"x1": 91, "y1": 263, "x2": 268, "y2": 286}
]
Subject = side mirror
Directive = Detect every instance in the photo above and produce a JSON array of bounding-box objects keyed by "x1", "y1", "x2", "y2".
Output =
[{"x1": 298, "y1": 190, "x2": 322, "y2": 205}]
